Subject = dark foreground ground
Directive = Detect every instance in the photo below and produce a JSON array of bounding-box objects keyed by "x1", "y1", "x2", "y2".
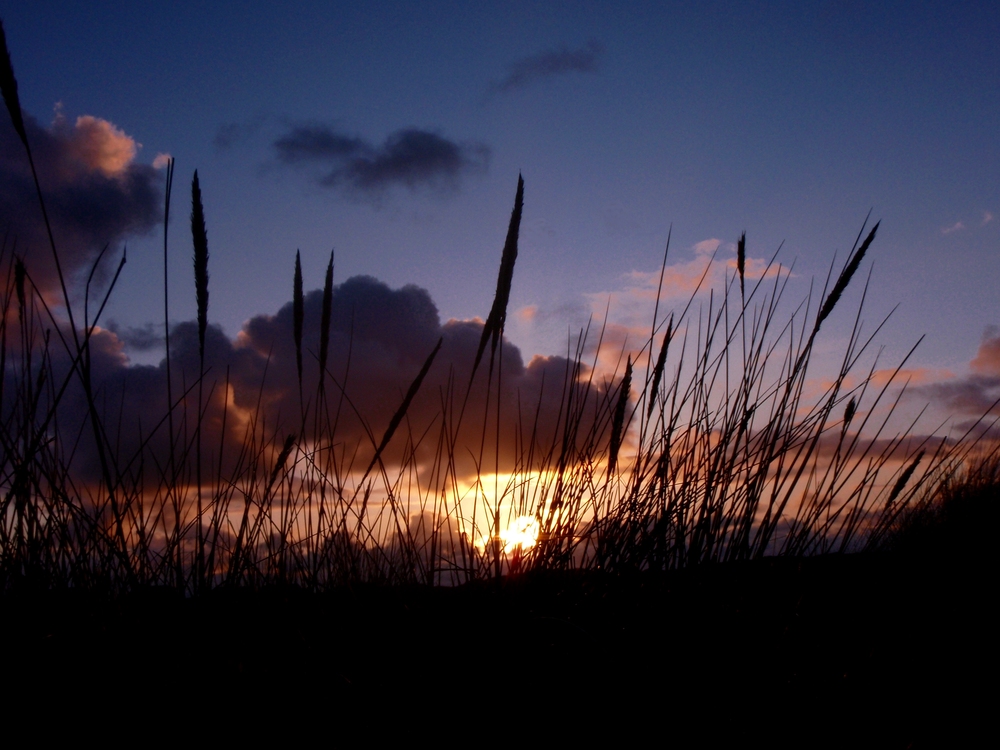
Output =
[
  {"x1": 4, "y1": 477, "x2": 998, "y2": 745},
  {"x1": 2, "y1": 541, "x2": 993, "y2": 748}
]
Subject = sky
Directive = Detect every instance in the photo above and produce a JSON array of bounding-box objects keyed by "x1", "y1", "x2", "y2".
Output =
[{"x1": 1, "y1": 0, "x2": 998, "y2": 451}]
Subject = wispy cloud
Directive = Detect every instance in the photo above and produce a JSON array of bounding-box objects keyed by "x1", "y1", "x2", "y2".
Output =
[
  {"x1": 513, "y1": 238, "x2": 781, "y2": 374},
  {"x1": 941, "y1": 220, "x2": 965, "y2": 234},
  {"x1": 613, "y1": 238, "x2": 781, "y2": 304},
  {"x1": 213, "y1": 114, "x2": 267, "y2": 151},
  {"x1": 516, "y1": 304, "x2": 538, "y2": 323},
  {"x1": 983, "y1": 210, "x2": 994, "y2": 226},
  {"x1": 489, "y1": 40, "x2": 603, "y2": 95},
  {"x1": 273, "y1": 124, "x2": 489, "y2": 199}
]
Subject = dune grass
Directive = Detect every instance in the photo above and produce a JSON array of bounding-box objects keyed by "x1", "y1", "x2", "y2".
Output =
[{"x1": 0, "y1": 18, "x2": 993, "y2": 597}]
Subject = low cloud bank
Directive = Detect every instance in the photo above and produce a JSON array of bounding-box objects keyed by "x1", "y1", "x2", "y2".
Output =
[{"x1": 45, "y1": 275, "x2": 607, "y2": 484}]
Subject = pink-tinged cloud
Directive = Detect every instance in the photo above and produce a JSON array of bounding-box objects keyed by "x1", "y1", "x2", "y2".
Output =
[
  {"x1": 508, "y1": 237, "x2": 787, "y2": 383},
  {"x1": 616, "y1": 238, "x2": 780, "y2": 303},
  {"x1": 983, "y1": 211, "x2": 994, "y2": 226},
  {"x1": 516, "y1": 304, "x2": 538, "y2": 323},
  {"x1": 152, "y1": 153, "x2": 172, "y2": 169},
  {"x1": 0, "y1": 109, "x2": 161, "y2": 296},
  {"x1": 63, "y1": 115, "x2": 138, "y2": 176},
  {"x1": 869, "y1": 366, "x2": 954, "y2": 388},
  {"x1": 579, "y1": 238, "x2": 780, "y2": 358},
  {"x1": 941, "y1": 221, "x2": 965, "y2": 234},
  {"x1": 970, "y1": 326, "x2": 1000, "y2": 374},
  {"x1": 691, "y1": 239, "x2": 721, "y2": 256}
]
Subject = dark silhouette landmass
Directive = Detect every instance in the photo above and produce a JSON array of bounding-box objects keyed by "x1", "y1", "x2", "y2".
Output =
[{"x1": 3, "y1": 488, "x2": 992, "y2": 745}]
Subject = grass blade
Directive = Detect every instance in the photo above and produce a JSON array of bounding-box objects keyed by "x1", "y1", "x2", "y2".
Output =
[{"x1": 365, "y1": 337, "x2": 443, "y2": 477}]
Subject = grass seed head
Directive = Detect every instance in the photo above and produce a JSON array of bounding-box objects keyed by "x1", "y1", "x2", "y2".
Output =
[
  {"x1": 737, "y1": 231, "x2": 746, "y2": 300},
  {"x1": 190, "y1": 171, "x2": 210, "y2": 361},
  {"x1": 816, "y1": 221, "x2": 879, "y2": 332},
  {"x1": 318, "y1": 250, "x2": 334, "y2": 383},
  {"x1": 647, "y1": 314, "x2": 673, "y2": 419},
  {"x1": 610, "y1": 356, "x2": 632, "y2": 473},
  {"x1": 474, "y1": 174, "x2": 523, "y2": 376},
  {"x1": 887, "y1": 450, "x2": 924, "y2": 509},
  {"x1": 844, "y1": 396, "x2": 857, "y2": 426},
  {"x1": 293, "y1": 250, "x2": 304, "y2": 391},
  {"x1": 0, "y1": 19, "x2": 27, "y2": 149}
]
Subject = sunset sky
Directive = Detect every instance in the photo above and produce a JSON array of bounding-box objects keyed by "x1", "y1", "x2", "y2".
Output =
[{"x1": 1, "y1": 1, "x2": 998, "y2": 436}]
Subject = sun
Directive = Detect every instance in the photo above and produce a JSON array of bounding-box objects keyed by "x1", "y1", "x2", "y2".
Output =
[{"x1": 496, "y1": 515, "x2": 541, "y2": 553}]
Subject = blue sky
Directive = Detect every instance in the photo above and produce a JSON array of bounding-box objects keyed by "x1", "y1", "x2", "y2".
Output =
[{"x1": 2, "y1": 0, "x2": 997, "y2": 386}]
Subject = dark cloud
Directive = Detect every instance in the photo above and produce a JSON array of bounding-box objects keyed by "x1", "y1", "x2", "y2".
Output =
[
  {"x1": 37, "y1": 275, "x2": 607, "y2": 484},
  {"x1": 0, "y1": 111, "x2": 162, "y2": 297},
  {"x1": 106, "y1": 321, "x2": 164, "y2": 352},
  {"x1": 970, "y1": 325, "x2": 1000, "y2": 375},
  {"x1": 273, "y1": 125, "x2": 489, "y2": 198},
  {"x1": 213, "y1": 115, "x2": 266, "y2": 151},
  {"x1": 213, "y1": 123, "x2": 244, "y2": 151},
  {"x1": 911, "y1": 328, "x2": 1000, "y2": 417},
  {"x1": 915, "y1": 374, "x2": 1000, "y2": 417},
  {"x1": 273, "y1": 126, "x2": 366, "y2": 162},
  {"x1": 489, "y1": 40, "x2": 603, "y2": 95}
]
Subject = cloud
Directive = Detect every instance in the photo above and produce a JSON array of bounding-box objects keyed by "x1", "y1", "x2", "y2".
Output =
[
  {"x1": 691, "y1": 239, "x2": 721, "y2": 256},
  {"x1": 941, "y1": 221, "x2": 965, "y2": 234},
  {"x1": 273, "y1": 125, "x2": 489, "y2": 198},
  {"x1": 213, "y1": 114, "x2": 266, "y2": 151},
  {"x1": 106, "y1": 321, "x2": 164, "y2": 352},
  {"x1": 915, "y1": 373, "x2": 1000, "y2": 417},
  {"x1": 970, "y1": 325, "x2": 1000, "y2": 374},
  {"x1": 600, "y1": 237, "x2": 780, "y2": 310},
  {"x1": 489, "y1": 40, "x2": 603, "y2": 94},
  {"x1": 0, "y1": 109, "x2": 161, "y2": 297},
  {"x1": 910, "y1": 327, "x2": 1000, "y2": 417},
  {"x1": 64, "y1": 115, "x2": 137, "y2": 176},
  {"x1": 36, "y1": 275, "x2": 609, "y2": 483},
  {"x1": 507, "y1": 238, "x2": 782, "y2": 376},
  {"x1": 516, "y1": 305, "x2": 538, "y2": 323},
  {"x1": 868, "y1": 366, "x2": 953, "y2": 389},
  {"x1": 983, "y1": 211, "x2": 994, "y2": 227}
]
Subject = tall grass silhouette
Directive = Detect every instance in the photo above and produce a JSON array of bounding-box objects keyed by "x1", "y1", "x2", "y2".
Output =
[{"x1": 0, "y1": 18, "x2": 991, "y2": 595}]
